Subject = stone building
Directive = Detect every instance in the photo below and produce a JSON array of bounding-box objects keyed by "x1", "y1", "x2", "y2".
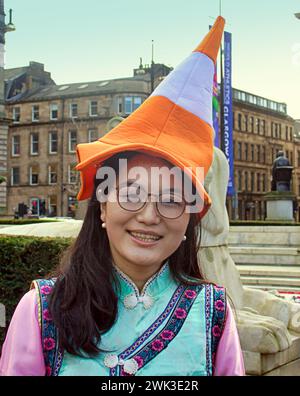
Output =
[
  {"x1": 1, "y1": 61, "x2": 299, "y2": 221},
  {"x1": 230, "y1": 89, "x2": 300, "y2": 222},
  {"x1": 5, "y1": 61, "x2": 161, "y2": 218}
]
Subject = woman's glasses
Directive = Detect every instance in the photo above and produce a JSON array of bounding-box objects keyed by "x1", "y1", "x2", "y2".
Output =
[{"x1": 116, "y1": 184, "x2": 187, "y2": 219}]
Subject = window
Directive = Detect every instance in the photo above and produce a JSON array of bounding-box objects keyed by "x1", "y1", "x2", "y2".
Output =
[
  {"x1": 245, "y1": 172, "x2": 249, "y2": 192},
  {"x1": 238, "y1": 170, "x2": 242, "y2": 192},
  {"x1": 256, "y1": 118, "x2": 260, "y2": 134},
  {"x1": 32, "y1": 105, "x2": 39, "y2": 122},
  {"x1": 251, "y1": 144, "x2": 254, "y2": 162},
  {"x1": 261, "y1": 120, "x2": 266, "y2": 135},
  {"x1": 68, "y1": 130, "x2": 77, "y2": 153},
  {"x1": 88, "y1": 129, "x2": 98, "y2": 143},
  {"x1": 244, "y1": 115, "x2": 248, "y2": 132},
  {"x1": 11, "y1": 167, "x2": 20, "y2": 185},
  {"x1": 237, "y1": 142, "x2": 242, "y2": 160},
  {"x1": 30, "y1": 133, "x2": 39, "y2": 155},
  {"x1": 70, "y1": 103, "x2": 78, "y2": 118},
  {"x1": 68, "y1": 163, "x2": 77, "y2": 184},
  {"x1": 68, "y1": 196, "x2": 77, "y2": 218},
  {"x1": 257, "y1": 173, "x2": 261, "y2": 192},
  {"x1": 245, "y1": 143, "x2": 248, "y2": 161},
  {"x1": 290, "y1": 127, "x2": 293, "y2": 140},
  {"x1": 249, "y1": 117, "x2": 254, "y2": 133},
  {"x1": 262, "y1": 146, "x2": 266, "y2": 164},
  {"x1": 262, "y1": 174, "x2": 267, "y2": 192},
  {"x1": 50, "y1": 104, "x2": 58, "y2": 120},
  {"x1": 125, "y1": 97, "x2": 133, "y2": 115},
  {"x1": 238, "y1": 114, "x2": 242, "y2": 131},
  {"x1": 48, "y1": 164, "x2": 57, "y2": 184},
  {"x1": 89, "y1": 101, "x2": 98, "y2": 116},
  {"x1": 271, "y1": 122, "x2": 275, "y2": 138},
  {"x1": 49, "y1": 131, "x2": 58, "y2": 154},
  {"x1": 13, "y1": 107, "x2": 21, "y2": 123},
  {"x1": 12, "y1": 135, "x2": 20, "y2": 156},
  {"x1": 278, "y1": 124, "x2": 282, "y2": 140},
  {"x1": 125, "y1": 96, "x2": 142, "y2": 115},
  {"x1": 298, "y1": 151, "x2": 300, "y2": 167},
  {"x1": 117, "y1": 97, "x2": 123, "y2": 114},
  {"x1": 286, "y1": 126, "x2": 289, "y2": 141},
  {"x1": 29, "y1": 165, "x2": 39, "y2": 185},
  {"x1": 48, "y1": 195, "x2": 57, "y2": 217},
  {"x1": 133, "y1": 97, "x2": 142, "y2": 111},
  {"x1": 251, "y1": 172, "x2": 255, "y2": 191},
  {"x1": 257, "y1": 145, "x2": 261, "y2": 163}
]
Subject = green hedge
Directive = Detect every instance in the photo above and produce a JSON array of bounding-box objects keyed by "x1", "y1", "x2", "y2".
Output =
[
  {"x1": 0, "y1": 219, "x2": 61, "y2": 225},
  {"x1": 0, "y1": 235, "x2": 73, "y2": 351}
]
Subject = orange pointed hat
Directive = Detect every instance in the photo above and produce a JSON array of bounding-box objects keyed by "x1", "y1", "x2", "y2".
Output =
[{"x1": 75, "y1": 16, "x2": 225, "y2": 219}]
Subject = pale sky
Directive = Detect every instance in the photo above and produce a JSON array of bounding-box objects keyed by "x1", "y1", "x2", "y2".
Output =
[{"x1": 4, "y1": 0, "x2": 300, "y2": 119}]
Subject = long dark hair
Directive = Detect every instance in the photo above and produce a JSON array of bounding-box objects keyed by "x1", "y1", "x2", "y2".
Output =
[{"x1": 48, "y1": 151, "x2": 205, "y2": 357}]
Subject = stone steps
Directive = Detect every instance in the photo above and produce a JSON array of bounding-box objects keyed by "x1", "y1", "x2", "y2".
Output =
[
  {"x1": 238, "y1": 265, "x2": 300, "y2": 277},
  {"x1": 229, "y1": 226, "x2": 300, "y2": 247},
  {"x1": 229, "y1": 246, "x2": 300, "y2": 266},
  {"x1": 237, "y1": 264, "x2": 300, "y2": 291},
  {"x1": 229, "y1": 226, "x2": 300, "y2": 292}
]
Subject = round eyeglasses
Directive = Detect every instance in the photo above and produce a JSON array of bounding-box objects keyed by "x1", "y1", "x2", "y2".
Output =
[{"x1": 116, "y1": 184, "x2": 187, "y2": 219}]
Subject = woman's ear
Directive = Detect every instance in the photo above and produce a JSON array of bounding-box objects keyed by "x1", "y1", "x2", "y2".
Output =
[{"x1": 100, "y1": 202, "x2": 106, "y2": 223}]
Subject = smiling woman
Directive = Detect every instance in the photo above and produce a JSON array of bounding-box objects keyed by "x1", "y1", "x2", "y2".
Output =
[{"x1": 0, "y1": 16, "x2": 245, "y2": 377}]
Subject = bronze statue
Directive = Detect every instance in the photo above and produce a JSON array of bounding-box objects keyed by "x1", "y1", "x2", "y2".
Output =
[{"x1": 271, "y1": 151, "x2": 293, "y2": 192}]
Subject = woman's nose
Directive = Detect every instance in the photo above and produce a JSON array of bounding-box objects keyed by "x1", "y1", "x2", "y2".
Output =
[{"x1": 135, "y1": 201, "x2": 161, "y2": 224}]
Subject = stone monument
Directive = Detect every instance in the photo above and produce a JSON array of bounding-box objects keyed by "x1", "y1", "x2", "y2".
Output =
[
  {"x1": 199, "y1": 146, "x2": 300, "y2": 375},
  {"x1": 265, "y1": 151, "x2": 295, "y2": 222}
]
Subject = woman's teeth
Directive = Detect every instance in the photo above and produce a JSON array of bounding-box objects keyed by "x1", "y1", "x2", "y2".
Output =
[{"x1": 129, "y1": 231, "x2": 161, "y2": 242}]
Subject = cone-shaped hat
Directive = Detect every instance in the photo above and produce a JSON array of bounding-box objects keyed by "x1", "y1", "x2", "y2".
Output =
[{"x1": 75, "y1": 16, "x2": 225, "y2": 219}]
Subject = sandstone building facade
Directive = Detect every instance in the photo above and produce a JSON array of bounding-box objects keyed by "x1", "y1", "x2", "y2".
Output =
[{"x1": 1, "y1": 61, "x2": 299, "y2": 221}]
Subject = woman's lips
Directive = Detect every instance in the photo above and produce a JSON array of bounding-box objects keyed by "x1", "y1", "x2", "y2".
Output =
[{"x1": 127, "y1": 230, "x2": 162, "y2": 246}]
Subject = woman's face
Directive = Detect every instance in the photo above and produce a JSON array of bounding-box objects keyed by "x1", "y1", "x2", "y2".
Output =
[{"x1": 100, "y1": 153, "x2": 190, "y2": 273}]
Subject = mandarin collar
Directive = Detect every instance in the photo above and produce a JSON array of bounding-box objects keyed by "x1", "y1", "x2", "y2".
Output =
[{"x1": 112, "y1": 261, "x2": 175, "y2": 309}]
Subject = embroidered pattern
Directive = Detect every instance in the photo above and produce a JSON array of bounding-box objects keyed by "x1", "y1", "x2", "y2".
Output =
[
  {"x1": 32, "y1": 278, "x2": 63, "y2": 376},
  {"x1": 110, "y1": 284, "x2": 186, "y2": 375},
  {"x1": 211, "y1": 285, "x2": 226, "y2": 375},
  {"x1": 205, "y1": 284, "x2": 213, "y2": 375},
  {"x1": 112, "y1": 284, "x2": 203, "y2": 376},
  {"x1": 114, "y1": 262, "x2": 168, "y2": 301}
]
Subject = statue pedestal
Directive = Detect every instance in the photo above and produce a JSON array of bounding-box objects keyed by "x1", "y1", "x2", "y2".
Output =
[{"x1": 264, "y1": 192, "x2": 296, "y2": 222}]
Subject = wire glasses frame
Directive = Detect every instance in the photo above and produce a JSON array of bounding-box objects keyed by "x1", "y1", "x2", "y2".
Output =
[{"x1": 116, "y1": 185, "x2": 187, "y2": 220}]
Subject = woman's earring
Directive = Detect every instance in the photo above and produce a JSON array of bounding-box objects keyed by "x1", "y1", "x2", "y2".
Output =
[
  {"x1": 102, "y1": 222, "x2": 106, "y2": 229},
  {"x1": 183, "y1": 235, "x2": 187, "y2": 241}
]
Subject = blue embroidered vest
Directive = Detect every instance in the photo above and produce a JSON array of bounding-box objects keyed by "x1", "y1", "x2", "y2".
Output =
[{"x1": 31, "y1": 263, "x2": 226, "y2": 376}]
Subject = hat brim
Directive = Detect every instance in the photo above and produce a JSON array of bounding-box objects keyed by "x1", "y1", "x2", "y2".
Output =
[{"x1": 75, "y1": 141, "x2": 211, "y2": 220}]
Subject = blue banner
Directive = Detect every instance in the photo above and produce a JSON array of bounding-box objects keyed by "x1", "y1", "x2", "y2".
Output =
[
  {"x1": 222, "y1": 31, "x2": 235, "y2": 196},
  {"x1": 209, "y1": 25, "x2": 220, "y2": 148},
  {"x1": 212, "y1": 65, "x2": 220, "y2": 148}
]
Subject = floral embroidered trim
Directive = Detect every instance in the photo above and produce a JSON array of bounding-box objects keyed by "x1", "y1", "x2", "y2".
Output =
[
  {"x1": 211, "y1": 285, "x2": 226, "y2": 375},
  {"x1": 112, "y1": 284, "x2": 203, "y2": 376},
  {"x1": 110, "y1": 284, "x2": 186, "y2": 376},
  {"x1": 205, "y1": 284, "x2": 213, "y2": 375},
  {"x1": 32, "y1": 278, "x2": 63, "y2": 376}
]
